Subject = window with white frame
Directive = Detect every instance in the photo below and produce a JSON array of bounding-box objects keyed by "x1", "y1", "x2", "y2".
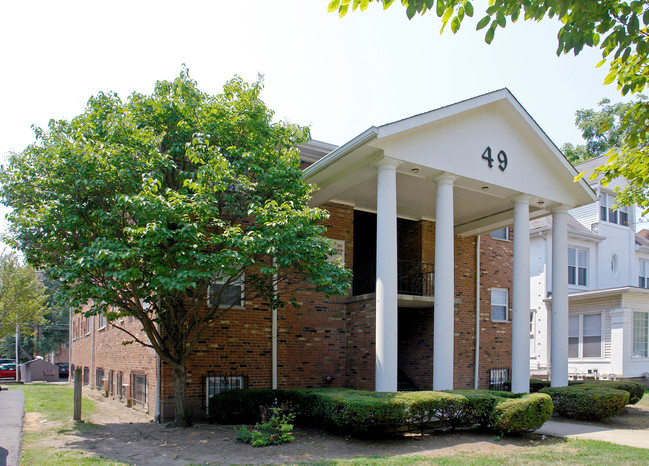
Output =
[
  {"x1": 491, "y1": 227, "x2": 509, "y2": 240},
  {"x1": 98, "y1": 312, "x2": 106, "y2": 330},
  {"x1": 568, "y1": 313, "x2": 602, "y2": 359},
  {"x1": 568, "y1": 247, "x2": 588, "y2": 286},
  {"x1": 639, "y1": 260, "x2": 649, "y2": 288},
  {"x1": 85, "y1": 317, "x2": 91, "y2": 336},
  {"x1": 491, "y1": 288, "x2": 508, "y2": 321},
  {"x1": 633, "y1": 312, "x2": 648, "y2": 358},
  {"x1": 207, "y1": 274, "x2": 244, "y2": 308},
  {"x1": 600, "y1": 192, "x2": 629, "y2": 225}
]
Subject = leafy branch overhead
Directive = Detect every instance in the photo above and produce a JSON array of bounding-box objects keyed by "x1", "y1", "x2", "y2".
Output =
[{"x1": 329, "y1": 0, "x2": 649, "y2": 212}]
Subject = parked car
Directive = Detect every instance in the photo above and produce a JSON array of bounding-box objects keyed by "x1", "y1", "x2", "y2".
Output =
[
  {"x1": 0, "y1": 363, "x2": 16, "y2": 378},
  {"x1": 56, "y1": 363, "x2": 69, "y2": 378},
  {"x1": 0, "y1": 358, "x2": 14, "y2": 364}
]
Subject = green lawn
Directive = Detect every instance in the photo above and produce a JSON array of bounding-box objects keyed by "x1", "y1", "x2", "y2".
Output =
[{"x1": 12, "y1": 383, "x2": 127, "y2": 465}]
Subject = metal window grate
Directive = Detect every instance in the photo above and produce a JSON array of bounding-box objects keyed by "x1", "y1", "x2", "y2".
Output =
[
  {"x1": 489, "y1": 367, "x2": 510, "y2": 391},
  {"x1": 95, "y1": 368, "x2": 105, "y2": 390},
  {"x1": 130, "y1": 373, "x2": 147, "y2": 406},
  {"x1": 83, "y1": 367, "x2": 89, "y2": 385},
  {"x1": 203, "y1": 372, "x2": 248, "y2": 414}
]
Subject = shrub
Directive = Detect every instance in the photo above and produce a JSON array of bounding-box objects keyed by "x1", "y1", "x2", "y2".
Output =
[
  {"x1": 209, "y1": 389, "x2": 281, "y2": 424},
  {"x1": 540, "y1": 385, "x2": 629, "y2": 420},
  {"x1": 491, "y1": 393, "x2": 553, "y2": 434},
  {"x1": 580, "y1": 380, "x2": 645, "y2": 405},
  {"x1": 235, "y1": 404, "x2": 295, "y2": 447},
  {"x1": 529, "y1": 378, "x2": 551, "y2": 393},
  {"x1": 212, "y1": 388, "x2": 554, "y2": 437},
  {"x1": 452, "y1": 390, "x2": 552, "y2": 434}
]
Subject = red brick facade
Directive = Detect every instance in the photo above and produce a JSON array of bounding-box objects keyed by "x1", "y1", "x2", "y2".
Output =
[{"x1": 70, "y1": 204, "x2": 514, "y2": 420}]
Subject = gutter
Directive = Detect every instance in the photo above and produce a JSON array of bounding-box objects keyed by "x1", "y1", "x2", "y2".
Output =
[{"x1": 303, "y1": 127, "x2": 378, "y2": 178}]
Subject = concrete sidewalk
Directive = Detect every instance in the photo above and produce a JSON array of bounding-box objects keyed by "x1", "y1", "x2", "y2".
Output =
[
  {"x1": 0, "y1": 387, "x2": 24, "y2": 466},
  {"x1": 537, "y1": 419, "x2": 649, "y2": 449}
]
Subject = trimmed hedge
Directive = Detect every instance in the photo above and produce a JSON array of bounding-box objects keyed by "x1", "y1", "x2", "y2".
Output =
[
  {"x1": 577, "y1": 380, "x2": 645, "y2": 405},
  {"x1": 539, "y1": 385, "x2": 629, "y2": 420},
  {"x1": 209, "y1": 388, "x2": 553, "y2": 437}
]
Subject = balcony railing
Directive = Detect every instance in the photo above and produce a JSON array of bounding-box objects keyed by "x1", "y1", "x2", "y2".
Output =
[{"x1": 353, "y1": 260, "x2": 434, "y2": 297}]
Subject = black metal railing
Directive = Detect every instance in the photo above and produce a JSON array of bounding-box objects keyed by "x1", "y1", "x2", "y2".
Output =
[{"x1": 353, "y1": 260, "x2": 434, "y2": 297}]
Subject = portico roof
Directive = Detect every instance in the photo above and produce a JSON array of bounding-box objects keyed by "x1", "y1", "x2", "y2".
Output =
[{"x1": 305, "y1": 89, "x2": 597, "y2": 236}]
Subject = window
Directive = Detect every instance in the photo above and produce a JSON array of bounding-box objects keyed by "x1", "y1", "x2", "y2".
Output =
[
  {"x1": 639, "y1": 260, "x2": 649, "y2": 288},
  {"x1": 205, "y1": 375, "x2": 246, "y2": 411},
  {"x1": 633, "y1": 312, "x2": 648, "y2": 358},
  {"x1": 569, "y1": 313, "x2": 602, "y2": 359},
  {"x1": 600, "y1": 192, "x2": 629, "y2": 225},
  {"x1": 568, "y1": 247, "x2": 588, "y2": 286},
  {"x1": 491, "y1": 288, "x2": 508, "y2": 321},
  {"x1": 85, "y1": 317, "x2": 91, "y2": 336},
  {"x1": 208, "y1": 275, "x2": 244, "y2": 308},
  {"x1": 117, "y1": 371, "x2": 124, "y2": 399},
  {"x1": 491, "y1": 227, "x2": 509, "y2": 240},
  {"x1": 72, "y1": 321, "x2": 77, "y2": 341},
  {"x1": 96, "y1": 368, "x2": 105, "y2": 390},
  {"x1": 98, "y1": 312, "x2": 106, "y2": 330},
  {"x1": 130, "y1": 373, "x2": 147, "y2": 406}
]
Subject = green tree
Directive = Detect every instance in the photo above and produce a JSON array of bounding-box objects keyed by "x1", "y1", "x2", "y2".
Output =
[
  {"x1": 329, "y1": 0, "x2": 649, "y2": 212},
  {"x1": 0, "y1": 69, "x2": 351, "y2": 426},
  {"x1": 561, "y1": 95, "x2": 647, "y2": 164},
  {"x1": 0, "y1": 251, "x2": 47, "y2": 340}
]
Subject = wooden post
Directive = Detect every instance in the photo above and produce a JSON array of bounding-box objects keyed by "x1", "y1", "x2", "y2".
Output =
[{"x1": 73, "y1": 368, "x2": 83, "y2": 422}]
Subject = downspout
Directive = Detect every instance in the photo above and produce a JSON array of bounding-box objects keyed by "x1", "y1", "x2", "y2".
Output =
[
  {"x1": 155, "y1": 352, "x2": 161, "y2": 422},
  {"x1": 272, "y1": 257, "x2": 278, "y2": 390},
  {"x1": 474, "y1": 235, "x2": 481, "y2": 389},
  {"x1": 90, "y1": 316, "x2": 95, "y2": 389},
  {"x1": 68, "y1": 308, "x2": 72, "y2": 381},
  {"x1": 155, "y1": 300, "x2": 162, "y2": 422}
]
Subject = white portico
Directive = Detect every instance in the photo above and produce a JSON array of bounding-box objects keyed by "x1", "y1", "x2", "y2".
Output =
[{"x1": 305, "y1": 89, "x2": 596, "y2": 392}]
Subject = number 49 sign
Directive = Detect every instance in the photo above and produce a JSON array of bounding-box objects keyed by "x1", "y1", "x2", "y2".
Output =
[{"x1": 481, "y1": 146, "x2": 508, "y2": 171}]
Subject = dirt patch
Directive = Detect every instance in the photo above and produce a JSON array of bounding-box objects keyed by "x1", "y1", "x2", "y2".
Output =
[{"x1": 25, "y1": 388, "x2": 566, "y2": 465}]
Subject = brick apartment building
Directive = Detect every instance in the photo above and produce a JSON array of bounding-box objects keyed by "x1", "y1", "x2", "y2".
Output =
[{"x1": 70, "y1": 89, "x2": 597, "y2": 421}]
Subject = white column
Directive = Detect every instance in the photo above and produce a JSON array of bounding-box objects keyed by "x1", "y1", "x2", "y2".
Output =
[
  {"x1": 433, "y1": 173, "x2": 456, "y2": 390},
  {"x1": 551, "y1": 207, "x2": 569, "y2": 387},
  {"x1": 375, "y1": 158, "x2": 400, "y2": 392},
  {"x1": 511, "y1": 195, "x2": 531, "y2": 393}
]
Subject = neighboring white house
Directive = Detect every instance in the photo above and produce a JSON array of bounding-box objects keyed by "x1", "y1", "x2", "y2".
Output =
[{"x1": 530, "y1": 155, "x2": 649, "y2": 379}]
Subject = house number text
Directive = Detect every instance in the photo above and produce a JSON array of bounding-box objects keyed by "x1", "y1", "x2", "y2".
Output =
[{"x1": 481, "y1": 146, "x2": 508, "y2": 172}]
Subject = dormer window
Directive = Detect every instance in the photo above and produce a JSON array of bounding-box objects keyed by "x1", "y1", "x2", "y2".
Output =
[{"x1": 600, "y1": 193, "x2": 629, "y2": 226}]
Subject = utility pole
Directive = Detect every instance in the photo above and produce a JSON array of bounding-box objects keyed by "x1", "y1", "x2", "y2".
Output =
[{"x1": 15, "y1": 323, "x2": 20, "y2": 382}]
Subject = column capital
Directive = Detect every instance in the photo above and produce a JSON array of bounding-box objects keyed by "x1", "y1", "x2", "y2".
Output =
[
  {"x1": 375, "y1": 157, "x2": 402, "y2": 171},
  {"x1": 434, "y1": 172, "x2": 458, "y2": 185},
  {"x1": 511, "y1": 194, "x2": 532, "y2": 205},
  {"x1": 551, "y1": 204, "x2": 571, "y2": 215}
]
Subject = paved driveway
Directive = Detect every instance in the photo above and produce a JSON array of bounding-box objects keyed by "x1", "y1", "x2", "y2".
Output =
[{"x1": 0, "y1": 388, "x2": 24, "y2": 466}]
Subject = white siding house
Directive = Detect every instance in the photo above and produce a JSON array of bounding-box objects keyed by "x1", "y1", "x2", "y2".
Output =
[{"x1": 530, "y1": 155, "x2": 649, "y2": 380}]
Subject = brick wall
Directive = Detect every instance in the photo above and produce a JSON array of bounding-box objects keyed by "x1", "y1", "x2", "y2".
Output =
[{"x1": 70, "y1": 204, "x2": 515, "y2": 421}]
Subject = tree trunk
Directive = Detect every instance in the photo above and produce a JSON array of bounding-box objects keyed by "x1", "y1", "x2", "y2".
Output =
[{"x1": 172, "y1": 365, "x2": 191, "y2": 427}]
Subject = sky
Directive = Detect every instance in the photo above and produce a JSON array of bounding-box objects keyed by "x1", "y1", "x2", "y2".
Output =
[{"x1": 0, "y1": 0, "x2": 637, "y2": 226}]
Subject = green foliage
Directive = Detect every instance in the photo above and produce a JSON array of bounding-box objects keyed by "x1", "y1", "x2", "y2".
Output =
[
  {"x1": 578, "y1": 380, "x2": 646, "y2": 405},
  {"x1": 0, "y1": 252, "x2": 47, "y2": 339},
  {"x1": 211, "y1": 388, "x2": 552, "y2": 437},
  {"x1": 235, "y1": 404, "x2": 296, "y2": 447},
  {"x1": 540, "y1": 385, "x2": 629, "y2": 420},
  {"x1": 491, "y1": 393, "x2": 553, "y2": 434},
  {"x1": 329, "y1": 0, "x2": 649, "y2": 212},
  {"x1": 529, "y1": 378, "x2": 551, "y2": 393},
  {"x1": 0, "y1": 68, "x2": 351, "y2": 424},
  {"x1": 561, "y1": 96, "x2": 647, "y2": 164},
  {"x1": 209, "y1": 389, "x2": 280, "y2": 424}
]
